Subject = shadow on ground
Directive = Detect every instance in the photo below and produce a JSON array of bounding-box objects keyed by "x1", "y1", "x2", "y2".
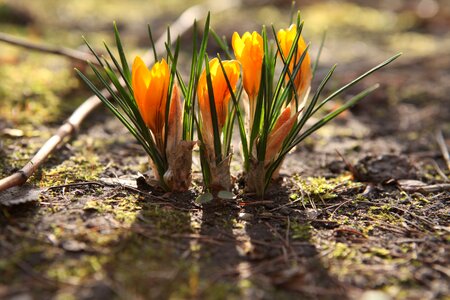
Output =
[{"x1": 1, "y1": 182, "x2": 351, "y2": 299}]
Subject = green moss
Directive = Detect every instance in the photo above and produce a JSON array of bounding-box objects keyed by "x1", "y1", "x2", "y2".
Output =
[
  {"x1": 45, "y1": 255, "x2": 108, "y2": 285},
  {"x1": 368, "y1": 204, "x2": 403, "y2": 224},
  {"x1": 370, "y1": 247, "x2": 391, "y2": 258},
  {"x1": 332, "y1": 242, "x2": 355, "y2": 259},
  {"x1": 292, "y1": 174, "x2": 361, "y2": 204},
  {"x1": 40, "y1": 154, "x2": 103, "y2": 187},
  {"x1": 231, "y1": 218, "x2": 245, "y2": 229},
  {"x1": 306, "y1": 177, "x2": 337, "y2": 198},
  {"x1": 411, "y1": 194, "x2": 430, "y2": 205},
  {"x1": 361, "y1": 224, "x2": 375, "y2": 236},
  {"x1": 31, "y1": 196, "x2": 191, "y2": 296},
  {"x1": 0, "y1": 136, "x2": 45, "y2": 178},
  {"x1": 291, "y1": 222, "x2": 312, "y2": 241},
  {"x1": 83, "y1": 199, "x2": 109, "y2": 213},
  {"x1": 106, "y1": 196, "x2": 141, "y2": 224},
  {"x1": 289, "y1": 193, "x2": 299, "y2": 200}
]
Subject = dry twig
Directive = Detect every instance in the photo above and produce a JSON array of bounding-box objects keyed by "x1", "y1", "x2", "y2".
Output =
[
  {"x1": 0, "y1": 31, "x2": 100, "y2": 66},
  {"x1": 435, "y1": 129, "x2": 450, "y2": 173}
]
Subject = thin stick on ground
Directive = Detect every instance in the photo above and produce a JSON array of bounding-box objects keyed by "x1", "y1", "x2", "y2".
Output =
[
  {"x1": 0, "y1": 2, "x2": 238, "y2": 193},
  {"x1": 435, "y1": 129, "x2": 450, "y2": 173},
  {"x1": 0, "y1": 31, "x2": 101, "y2": 66},
  {"x1": 0, "y1": 95, "x2": 101, "y2": 192}
]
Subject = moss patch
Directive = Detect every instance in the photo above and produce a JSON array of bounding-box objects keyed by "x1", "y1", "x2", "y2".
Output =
[
  {"x1": 291, "y1": 222, "x2": 313, "y2": 241},
  {"x1": 40, "y1": 155, "x2": 103, "y2": 187},
  {"x1": 291, "y1": 174, "x2": 361, "y2": 205}
]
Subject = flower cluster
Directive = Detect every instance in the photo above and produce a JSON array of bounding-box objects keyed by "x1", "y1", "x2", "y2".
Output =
[{"x1": 78, "y1": 13, "x2": 399, "y2": 197}]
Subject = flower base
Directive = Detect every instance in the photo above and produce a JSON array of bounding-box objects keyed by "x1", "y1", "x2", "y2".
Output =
[
  {"x1": 244, "y1": 159, "x2": 283, "y2": 197},
  {"x1": 164, "y1": 140, "x2": 196, "y2": 192},
  {"x1": 207, "y1": 154, "x2": 232, "y2": 192},
  {"x1": 244, "y1": 160, "x2": 265, "y2": 196},
  {"x1": 148, "y1": 141, "x2": 196, "y2": 192}
]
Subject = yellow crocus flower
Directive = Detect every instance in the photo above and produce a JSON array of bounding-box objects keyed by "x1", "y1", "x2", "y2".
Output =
[
  {"x1": 132, "y1": 56, "x2": 170, "y2": 148},
  {"x1": 232, "y1": 31, "x2": 263, "y2": 130},
  {"x1": 232, "y1": 31, "x2": 263, "y2": 100},
  {"x1": 198, "y1": 58, "x2": 240, "y2": 139}
]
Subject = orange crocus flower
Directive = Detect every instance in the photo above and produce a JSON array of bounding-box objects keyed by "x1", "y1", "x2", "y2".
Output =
[
  {"x1": 232, "y1": 31, "x2": 263, "y2": 100},
  {"x1": 198, "y1": 58, "x2": 240, "y2": 138},
  {"x1": 277, "y1": 24, "x2": 312, "y2": 97},
  {"x1": 132, "y1": 56, "x2": 170, "y2": 146}
]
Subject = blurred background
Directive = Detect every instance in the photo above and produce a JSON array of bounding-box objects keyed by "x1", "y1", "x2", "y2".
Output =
[{"x1": 1, "y1": 1, "x2": 449, "y2": 299}]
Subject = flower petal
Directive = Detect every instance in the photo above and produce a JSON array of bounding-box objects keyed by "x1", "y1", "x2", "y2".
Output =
[
  {"x1": 277, "y1": 25, "x2": 312, "y2": 98},
  {"x1": 232, "y1": 31, "x2": 263, "y2": 100},
  {"x1": 265, "y1": 111, "x2": 299, "y2": 163},
  {"x1": 132, "y1": 57, "x2": 170, "y2": 140}
]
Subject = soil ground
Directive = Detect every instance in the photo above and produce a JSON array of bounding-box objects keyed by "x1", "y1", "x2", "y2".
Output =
[{"x1": 0, "y1": 0, "x2": 449, "y2": 299}]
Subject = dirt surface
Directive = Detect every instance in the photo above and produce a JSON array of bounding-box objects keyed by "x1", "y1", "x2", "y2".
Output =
[{"x1": 0, "y1": 0, "x2": 449, "y2": 299}]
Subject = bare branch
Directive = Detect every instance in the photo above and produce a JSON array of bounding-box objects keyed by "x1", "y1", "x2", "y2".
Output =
[{"x1": 0, "y1": 31, "x2": 100, "y2": 66}]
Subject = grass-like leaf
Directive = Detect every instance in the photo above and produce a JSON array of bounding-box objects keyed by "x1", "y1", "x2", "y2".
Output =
[
  {"x1": 204, "y1": 54, "x2": 222, "y2": 163},
  {"x1": 113, "y1": 22, "x2": 131, "y2": 83}
]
